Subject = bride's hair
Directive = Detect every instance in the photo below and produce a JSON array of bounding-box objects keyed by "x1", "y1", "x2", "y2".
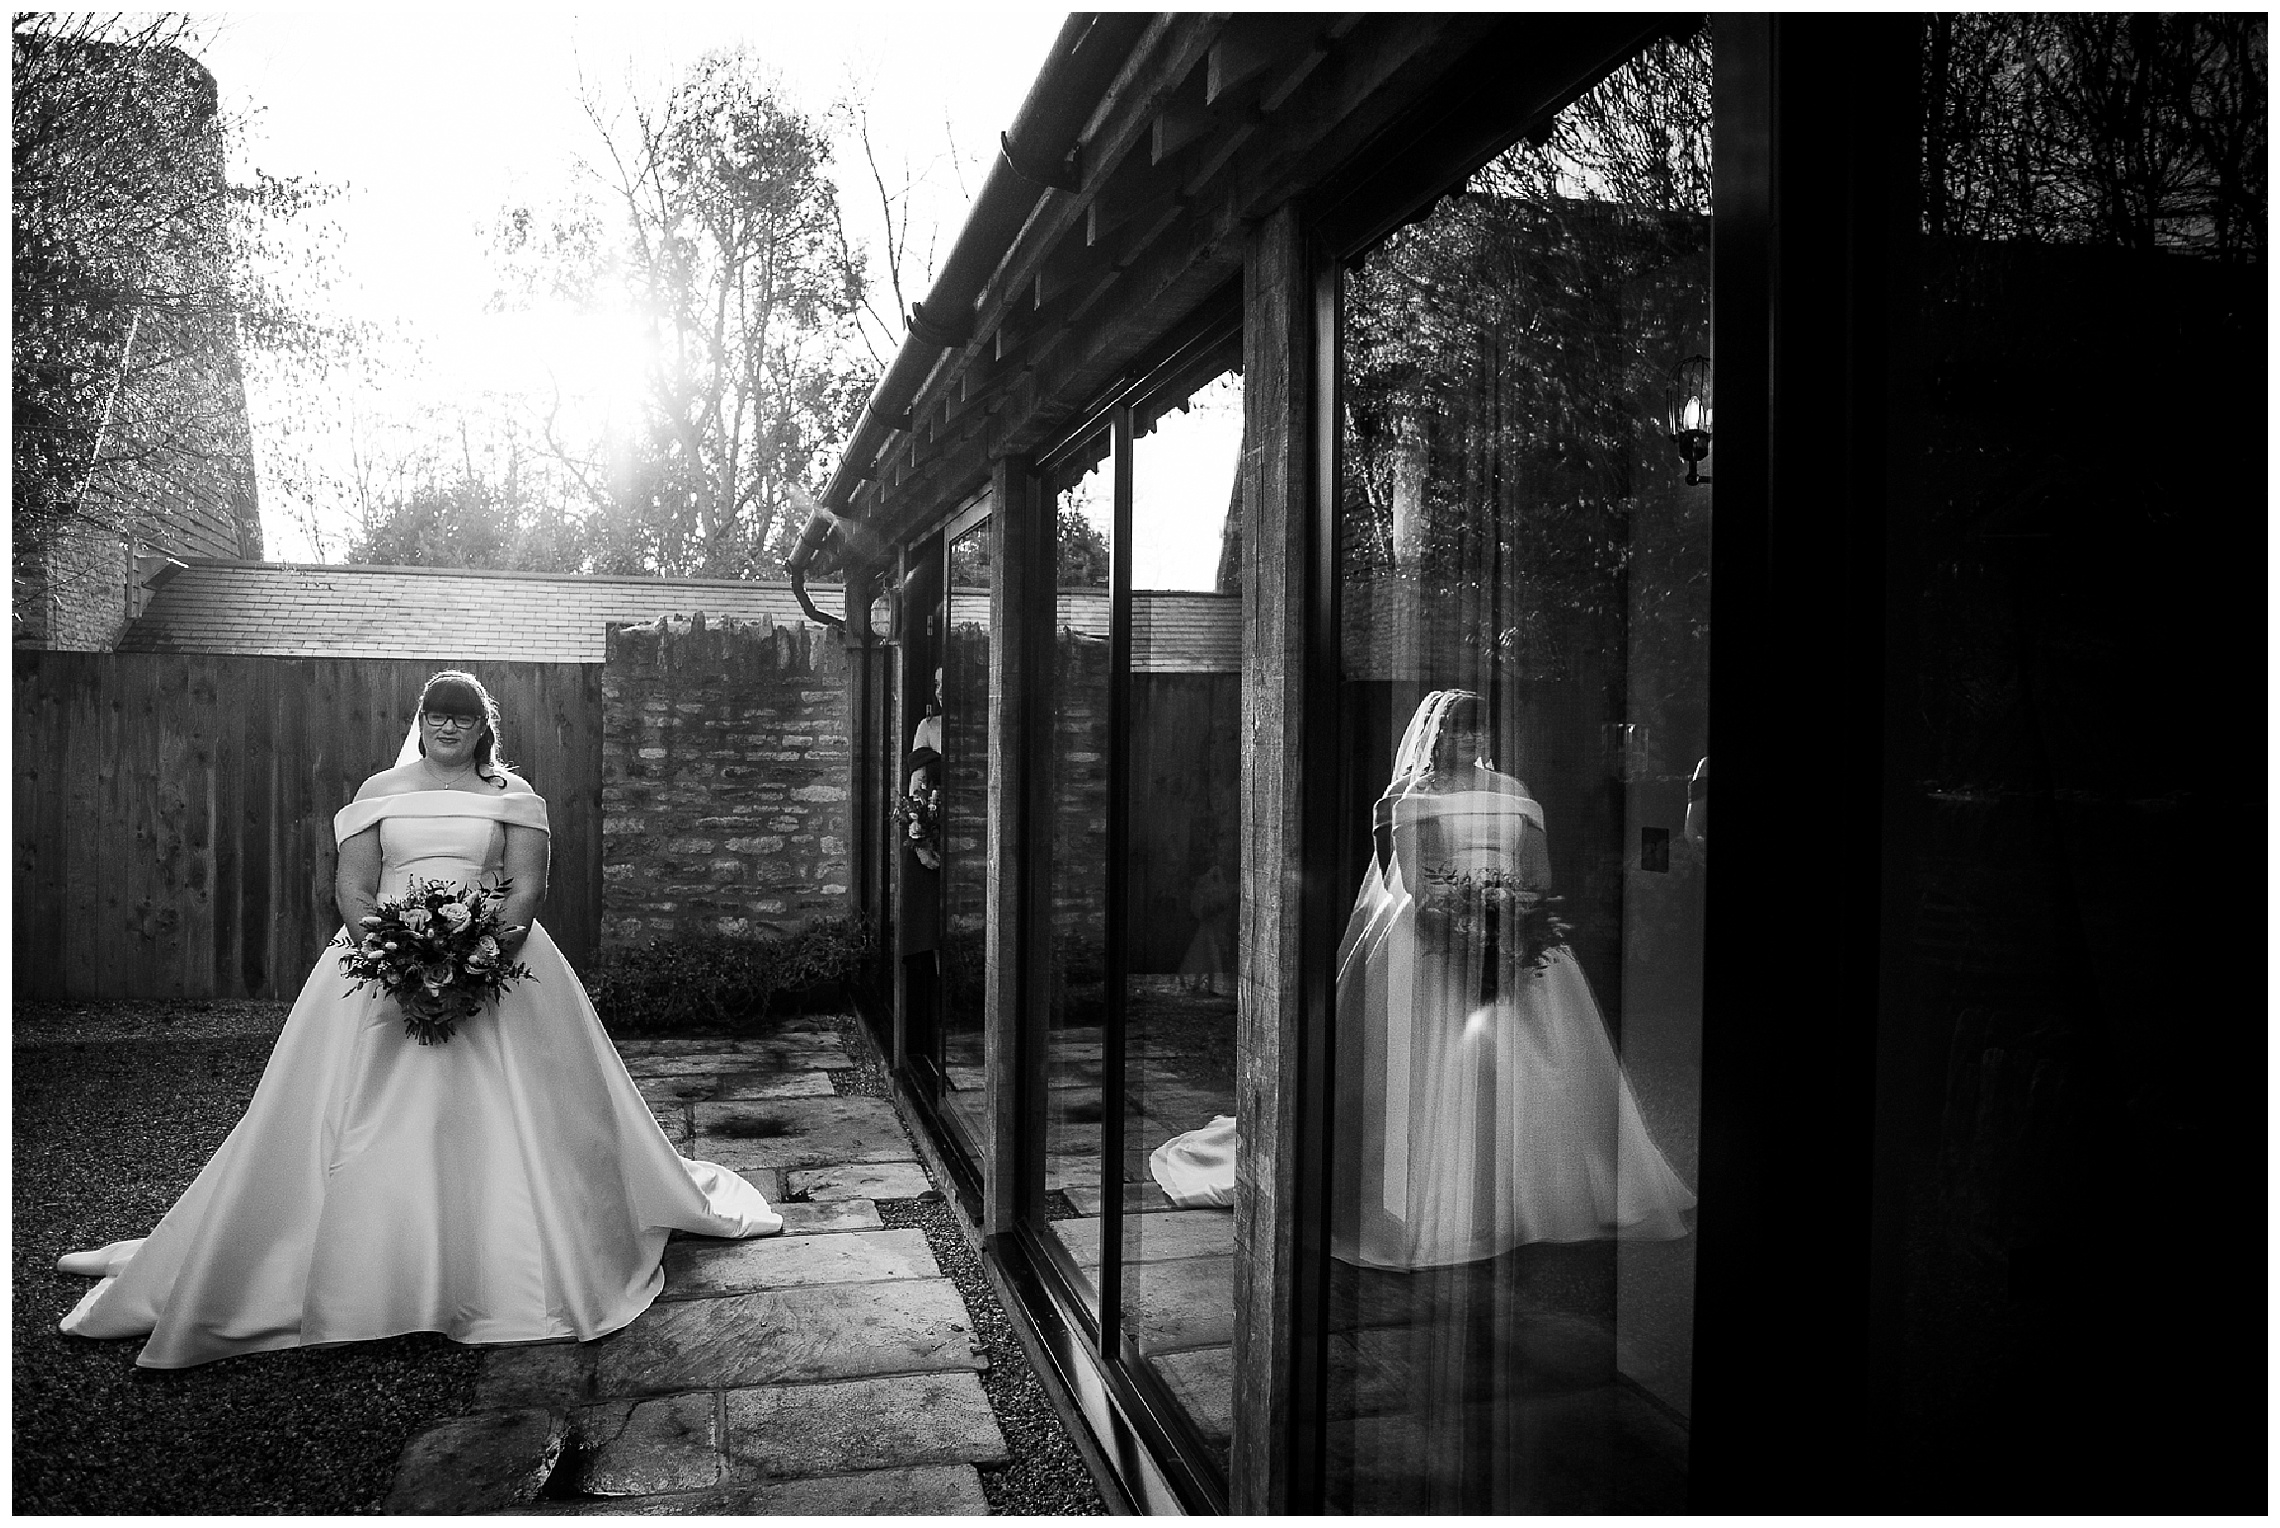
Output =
[{"x1": 415, "y1": 670, "x2": 513, "y2": 787}]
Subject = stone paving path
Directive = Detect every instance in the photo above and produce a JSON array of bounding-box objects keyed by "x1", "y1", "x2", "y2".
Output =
[{"x1": 382, "y1": 1020, "x2": 1004, "y2": 1515}]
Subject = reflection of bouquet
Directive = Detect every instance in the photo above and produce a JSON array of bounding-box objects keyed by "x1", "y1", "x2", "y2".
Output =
[
  {"x1": 332, "y1": 877, "x2": 534, "y2": 1046},
  {"x1": 893, "y1": 785, "x2": 943, "y2": 870},
  {"x1": 1414, "y1": 865, "x2": 1572, "y2": 975}
]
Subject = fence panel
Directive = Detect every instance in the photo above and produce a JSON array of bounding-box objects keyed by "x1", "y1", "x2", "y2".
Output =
[{"x1": 13, "y1": 653, "x2": 602, "y2": 1000}]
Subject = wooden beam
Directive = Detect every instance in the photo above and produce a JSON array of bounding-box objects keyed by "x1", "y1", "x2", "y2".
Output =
[
  {"x1": 980, "y1": 454, "x2": 1039, "y2": 1239},
  {"x1": 1220, "y1": 13, "x2": 1490, "y2": 230},
  {"x1": 1151, "y1": 68, "x2": 1214, "y2": 162},
  {"x1": 1229, "y1": 203, "x2": 1311, "y2": 1514},
  {"x1": 1086, "y1": 142, "x2": 1193, "y2": 246},
  {"x1": 880, "y1": 191, "x2": 1245, "y2": 534},
  {"x1": 1206, "y1": 12, "x2": 1332, "y2": 105},
  {"x1": 1032, "y1": 236, "x2": 1118, "y2": 311}
]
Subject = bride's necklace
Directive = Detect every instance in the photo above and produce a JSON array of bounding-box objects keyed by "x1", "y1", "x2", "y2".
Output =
[{"x1": 422, "y1": 756, "x2": 479, "y2": 791}]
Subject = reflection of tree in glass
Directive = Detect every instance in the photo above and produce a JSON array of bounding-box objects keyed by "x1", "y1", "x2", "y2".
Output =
[
  {"x1": 1923, "y1": 14, "x2": 2264, "y2": 261},
  {"x1": 1341, "y1": 28, "x2": 1711, "y2": 668},
  {"x1": 1057, "y1": 499, "x2": 1110, "y2": 587},
  {"x1": 947, "y1": 527, "x2": 992, "y2": 588}
]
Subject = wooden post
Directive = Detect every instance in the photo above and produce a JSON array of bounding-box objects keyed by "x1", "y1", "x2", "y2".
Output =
[
  {"x1": 1229, "y1": 201, "x2": 1312, "y2": 1514},
  {"x1": 982, "y1": 456, "x2": 1040, "y2": 1236}
]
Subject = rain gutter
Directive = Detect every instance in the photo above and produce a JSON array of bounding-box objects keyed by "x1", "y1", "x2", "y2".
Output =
[{"x1": 786, "y1": 11, "x2": 1150, "y2": 627}]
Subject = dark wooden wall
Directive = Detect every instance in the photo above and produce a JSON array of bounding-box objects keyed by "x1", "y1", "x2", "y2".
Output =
[{"x1": 14, "y1": 653, "x2": 603, "y2": 1000}]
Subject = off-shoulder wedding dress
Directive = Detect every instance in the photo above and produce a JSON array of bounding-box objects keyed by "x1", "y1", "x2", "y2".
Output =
[
  {"x1": 1330, "y1": 780, "x2": 1696, "y2": 1269},
  {"x1": 58, "y1": 790, "x2": 779, "y2": 1369}
]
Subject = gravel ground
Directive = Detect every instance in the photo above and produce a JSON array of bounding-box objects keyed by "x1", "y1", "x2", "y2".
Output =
[
  {"x1": 829, "y1": 1013, "x2": 1110, "y2": 1516},
  {"x1": 13, "y1": 1000, "x2": 482, "y2": 1515}
]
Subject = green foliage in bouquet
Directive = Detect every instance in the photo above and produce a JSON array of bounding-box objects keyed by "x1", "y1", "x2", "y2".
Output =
[{"x1": 588, "y1": 915, "x2": 879, "y2": 1035}]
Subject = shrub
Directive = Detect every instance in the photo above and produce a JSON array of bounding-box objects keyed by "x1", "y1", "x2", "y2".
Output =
[{"x1": 589, "y1": 914, "x2": 879, "y2": 1035}]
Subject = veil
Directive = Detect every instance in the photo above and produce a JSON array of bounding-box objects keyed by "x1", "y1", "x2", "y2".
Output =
[{"x1": 394, "y1": 717, "x2": 422, "y2": 769}]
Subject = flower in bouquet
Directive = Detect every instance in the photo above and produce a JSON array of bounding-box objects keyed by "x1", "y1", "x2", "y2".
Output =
[
  {"x1": 1415, "y1": 864, "x2": 1573, "y2": 977},
  {"x1": 332, "y1": 876, "x2": 535, "y2": 1045},
  {"x1": 891, "y1": 784, "x2": 944, "y2": 871}
]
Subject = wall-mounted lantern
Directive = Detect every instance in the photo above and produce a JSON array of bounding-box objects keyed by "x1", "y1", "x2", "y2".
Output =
[
  {"x1": 1666, "y1": 354, "x2": 1714, "y2": 487},
  {"x1": 868, "y1": 588, "x2": 900, "y2": 642}
]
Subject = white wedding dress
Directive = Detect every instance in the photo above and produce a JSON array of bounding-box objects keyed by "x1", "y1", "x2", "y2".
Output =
[
  {"x1": 58, "y1": 790, "x2": 780, "y2": 1369},
  {"x1": 1330, "y1": 778, "x2": 1695, "y2": 1270}
]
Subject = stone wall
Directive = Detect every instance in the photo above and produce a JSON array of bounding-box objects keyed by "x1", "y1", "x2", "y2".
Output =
[
  {"x1": 601, "y1": 616, "x2": 850, "y2": 945},
  {"x1": 24, "y1": 517, "x2": 127, "y2": 651}
]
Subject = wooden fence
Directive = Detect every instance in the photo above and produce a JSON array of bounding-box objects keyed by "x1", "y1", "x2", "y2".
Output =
[{"x1": 14, "y1": 654, "x2": 602, "y2": 1000}]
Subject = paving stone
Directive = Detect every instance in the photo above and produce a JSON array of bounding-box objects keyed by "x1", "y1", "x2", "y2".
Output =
[
  {"x1": 561, "y1": 1391, "x2": 719, "y2": 1497},
  {"x1": 692, "y1": 1096, "x2": 912, "y2": 1169},
  {"x1": 776, "y1": 1197, "x2": 883, "y2": 1234},
  {"x1": 764, "y1": 1046, "x2": 858, "y2": 1071},
  {"x1": 711, "y1": 1069, "x2": 837, "y2": 1099},
  {"x1": 1150, "y1": 1344, "x2": 1234, "y2": 1441},
  {"x1": 1045, "y1": 1153, "x2": 1101, "y2": 1195},
  {"x1": 624, "y1": 1048, "x2": 850, "y2": 1078},
  {"x1": 721, "y1": 1372, "x2": 1008, "y2": 1480},
  {"x1": 785, "y1": 1161, "x2": 932, "y2": 1201},
  {"x1": 650, "y1": 1104, "x2": 692, "y2": 1151},
  {"x1": 515, "y1": 1464, "x2": 987, "y2": 1515},
  {"x1": 1053, "y1": 1209, "x2": 1235, "y2": 1267},
  {"x1": 1328, "y1": 1329, "x2": 1410, "y2": 1419},
  {"x1": 636, "y1": 1075, "x2": 719, "y2": 1105},
  {"x1": 382, "y1": 1407, "x2": 568, "y2": 1514},
  {"x1": 1129, "y1": 1083, "x2": 1236, "y2": 1132},
  {"x1": 1123, "y1": 1254, "x2": 1236, "y2": 1352},
  {"x1": 663, "y1": 1228, "x2": 937, "y2": 1298},
  {"x1": 1063, "y1": 1180, "x2": 1177, "y2": 1217},
  {"x1": 474, "y1": 1279, "x2": 982, "y2": 1407},
  {"x1": 638, "y1": 1071, "x2": 836, "y2": 1103}
]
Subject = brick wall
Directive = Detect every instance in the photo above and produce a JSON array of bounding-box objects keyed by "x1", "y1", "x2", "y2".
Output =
[{"x1": 600, "y1": 617, "x2": 851, "y2": 944}]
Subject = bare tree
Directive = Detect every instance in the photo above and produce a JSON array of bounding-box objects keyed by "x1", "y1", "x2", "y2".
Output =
[{"x1": 491, "y1": 51, "x2": 867, "y2": 579}]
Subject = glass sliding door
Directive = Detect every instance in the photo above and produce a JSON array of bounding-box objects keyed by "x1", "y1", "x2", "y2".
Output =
[
  {"x1": 1021, "y1": 315, "x2": 1246, "y2": 1505},
  {"x1": 1036, "y1": 434, "x2": 1113, "y2": 1326},
  {"x1": 933, "y1": 511, "x2": 993, "y2": 1172},
  {"x1": 1322, "y1": 27, "x2": 1710, "y2": 1513},
  {"x1": 895, "y1": 505, "x2": 991, "y2": 1191},
  {"x1": 1117, "y1": 365, "x2": 1245, "y2": 1472}
]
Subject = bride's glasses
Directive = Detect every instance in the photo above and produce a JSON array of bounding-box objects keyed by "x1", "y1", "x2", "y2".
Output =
[{"x1": 422, "y1": 710, "x2": 480, "y2": 731}]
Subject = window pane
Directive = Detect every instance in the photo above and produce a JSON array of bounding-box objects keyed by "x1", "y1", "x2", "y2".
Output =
[
  {"x1": 1037, "y1": 444, "x2": 1112, "y2": 1322},
  {"x1": 1892, "y1": 14, "x2": 2262, "y2": 1492},
  {"x1": 1121, "y1": 369, "x2": 1245, "y2": 1471},
  {"x1": 937, "y1": 519, "x2": 992, "y2": 1172},
  {"x1": 1325, "y1": 29, "x2": 1709, "y2": 1513}
]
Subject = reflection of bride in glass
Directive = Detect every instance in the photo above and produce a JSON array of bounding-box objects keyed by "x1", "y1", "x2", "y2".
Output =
[{"x1": 1333, "y1": 690, "x2": 1693, "y2": 1270}]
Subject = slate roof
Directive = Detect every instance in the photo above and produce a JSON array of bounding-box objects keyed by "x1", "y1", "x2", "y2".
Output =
[{"x1": 117, "y1": 560, "x2": 845, "y2": 663}]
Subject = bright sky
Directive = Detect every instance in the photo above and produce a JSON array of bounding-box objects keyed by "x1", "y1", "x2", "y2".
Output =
[{"x1": 189, "y1": 6, "x2": 1071, "y2": 562}]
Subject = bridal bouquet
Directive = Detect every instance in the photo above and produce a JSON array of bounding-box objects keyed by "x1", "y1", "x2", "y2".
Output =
[
  {"x1": 332, "y1": 877, "x2": 535, "y2": 1045},
  {"x1": 1414, "y1": 865, "x2": 1573, "y2": 976},
  {"x1": 892, "y1": 784, "x2": 944, "y2": 871}
]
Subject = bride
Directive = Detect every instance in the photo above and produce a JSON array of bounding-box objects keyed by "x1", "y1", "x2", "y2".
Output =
[
  {"x1": 57, "y1": 671, "x2": 782, "y2": 1369},
  {"x1": 1331, "y1": 689, "x2": 1694, "y2": 1270}
]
